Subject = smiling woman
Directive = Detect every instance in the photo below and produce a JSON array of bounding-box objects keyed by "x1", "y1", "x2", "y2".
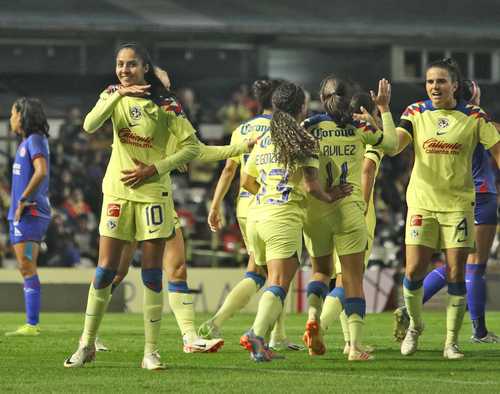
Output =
[
  {"x1": 390, "y1": 58, "x2": 500, "y2": 360},
  {"x1": 64, "y1": 42, "x2": 200, "y2": 371}
]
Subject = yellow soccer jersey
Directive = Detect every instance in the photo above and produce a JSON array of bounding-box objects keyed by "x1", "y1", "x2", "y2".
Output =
[
  {"x1": 243, "y1": 131, "x2": 319, "y2": 220},
  {"x1": 399, "y1": 99, "x2": 500, "y2": 211},
  {"x1": 364, "y1": 146, "x2": 384, "y2": 236},
  {"x1": 229, "y1": 114, "x2": 272, "y2": 218},
  {"x1": 84, "y1": 87, "x2": 196, "y2": 203},
  {"x1": 303, "y1": 113, "x2": 384, "y2": 217}
]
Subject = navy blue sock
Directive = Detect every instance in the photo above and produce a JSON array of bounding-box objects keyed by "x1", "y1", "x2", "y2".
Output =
[
  {"x1": 466, "y1": 263, "x2": 487, "y2": 338},
  {"x1": 422, "y1": 265, "x2": 447, "y2": 304},
  {"x1": 142, "y1": 268, "x2": 163, "y2": 293},
  {"x1": 168, "y1": 281, "x2": 190, "y2": 293},
  {"x1": 24, "y1": 275, "x2": 41, "y2": 325},
  {"x1": 307, "y1": 281, "x2": 329, "y2": 299},
  {"x1": 245, "y1": 271, "x2": 266, "y2": 290}
]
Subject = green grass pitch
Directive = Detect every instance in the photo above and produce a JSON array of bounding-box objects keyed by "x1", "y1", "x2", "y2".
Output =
[{"x1": 1, "y1": 312, "x2": 499, "y2": 393}]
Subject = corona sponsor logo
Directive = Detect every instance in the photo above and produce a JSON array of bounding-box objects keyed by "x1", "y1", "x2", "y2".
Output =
[
  {"x1": 118, "y1": 128, "x2": 153, "y2": 148},
  {"x1": 311, "y1": 127, "x2": 355, "y2": 139},
  {"x1": 422, "y1": 138, "x2": 462, "y2": 155}
]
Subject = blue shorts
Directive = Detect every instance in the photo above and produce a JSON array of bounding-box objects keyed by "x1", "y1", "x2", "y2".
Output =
[
  {"x1": 474, "y1": 193, "x2": 497, "y2": 225},
  {"x1": 9, "y1": 216, "x2": 50, "y2": 245}
]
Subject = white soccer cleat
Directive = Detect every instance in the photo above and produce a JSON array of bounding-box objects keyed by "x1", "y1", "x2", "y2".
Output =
[
  {"x1": 269, "y1": 337, "x2": 305, "y2": 352},
  {"x1": 443, "y1": 343, "x2": 464, "y2": 360},
  {"x1": 63, "y1": 344, "x2": 96, "y2": 368},
  {"x1": 183, "y1": 336, "x2": 224, "y2": 353},
  {"x1": 197, "y1": 319, "x2": 222, "y2": 340},
  {"x1": 141, "y1": 351, "x2": 167, "y2": 370},
  {"x1": 343, "y1": 342, "x2": 375, "y2": 355},
  {"x1": 470, "y1": 332, "x2": 499, "y2": 344},
  {"x1": 95, "y1": 337, "x2": 109, "y2": 352},
  {"x1": 401, "y1": 326, "x2": 423, "y2": 356}
]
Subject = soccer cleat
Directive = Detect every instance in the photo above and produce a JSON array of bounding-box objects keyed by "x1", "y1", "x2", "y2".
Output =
[
  {"x1": 401, "y1": 326, "x2": 423, "y2": 356},
  {"x1": 141, "y1": 351, "x2": 167, "y2": 370},
  {"x1": 393, "y1": 306, "x2": 410, "y2": 342},
  {"x1": 343, "y1": 342, "x2": 375, "y2": 355},
  {"x1": 63, "y1": 344, "x2": 96, "y2": 368},
  {"x1": 443, "y1": 343, "x2": 464, "y2": 360},
  {"x1": 183, "y1": 336, "x2": 224, "y2": 353},
  {"x1": 240, "y1": 330, "x2": 271, "y2": 362},
  {"x1": 269, "y1": 338, "x2": 305, "y2": 352},
  {"x1": 95, "y1": 337, "x2": 109, "y2": 352},
  {"x1": 470, "y1": 332, "x2": 499, "y2": 344},
  {"x1": 303, "y1": 320, "x2": 326, "y2": 356},
  {"x1": 197, "y1": 319, "x2": 222, "y2": 340},
  {"x1": 5, "y1": 324, "x2": 40, "y2": 336},
  {"x1": 348, "y1": 348, "x2": 374, "y2": 361}
]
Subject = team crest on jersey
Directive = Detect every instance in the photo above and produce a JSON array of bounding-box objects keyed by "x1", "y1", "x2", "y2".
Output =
[
  {"x1": 107, "y1": 203, "x2": 121, "y2": 217},
  {"x1": 19, "y1": 147, "x2": 26, "y2": 157},
  {"x1": 436, "y1": 118, "x2": 449, "y2": 135},
  {"x1": 410, "y1": 229, "x2": 419, "y2": 239},
  {"x1": 130, "y1": 105, "x2": 142, "y2": 120},
  {"x1": 107, "y1": 219, "x2": 117, "y2": 230},
  {"x1": 410, "y1": 215, "x2": 422, "y2": 226}
]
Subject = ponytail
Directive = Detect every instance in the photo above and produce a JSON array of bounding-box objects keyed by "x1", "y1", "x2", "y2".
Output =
[{"x1": 319, "y1": 76, "x2": 354, "y2": 127}]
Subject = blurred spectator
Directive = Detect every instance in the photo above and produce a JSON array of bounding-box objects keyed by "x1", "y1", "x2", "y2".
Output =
[
  {"x1": 177, "y1": 87, "x2": 202, "y2": 133},
  {"x1": 217, "y1": 90, "x2": 252, "y2": 144}
]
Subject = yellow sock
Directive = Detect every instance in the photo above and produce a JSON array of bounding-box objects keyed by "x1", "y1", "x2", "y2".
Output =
[
  {"x1": 212, "y1": 277, "x2": 259, "y2": 328},
  {"x1": 446, "y1": 294, "x2": 466, "y2": 346},
  {"x1": 82, "y1": 284, "x2": 112, "y2": 346},
  {"x1": 347, "y1": 313, "x2": 364, "y2": 350},
  {"x1": 270, "y1": 294, "x2": 288, "y2": 342},
  {"x1": 143, "y1": 285, "x2": 163, "y2": 355},
  {"x1": 307, "y1": 293, "x2": 323, "y2": 322},
  {"x1": 320, "y1": 296, "x2": 343, "y2": 332},
  {"x1": 253, "y1": 290, "x2": 284, "y2": 338},
  {"x1": 169, "y1": 291, "x2": 197, "y2": 341},
  {"x1": 403, "y1": 285, "x2": 424, "y2": 330},
  {"x1": 340, "y1": 310, "x2": 350, "y2": 343}
]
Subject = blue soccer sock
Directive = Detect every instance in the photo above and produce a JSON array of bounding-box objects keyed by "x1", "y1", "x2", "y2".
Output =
[
  {"x1": 24, "y1": 275, "x2": 41, "y2": 325},
  {"x1": 422, "y1": 265, "x2": 447, "y2": 304},
  {"x1": 466, "y1": 263, "x2": 488, "y2": 338}
]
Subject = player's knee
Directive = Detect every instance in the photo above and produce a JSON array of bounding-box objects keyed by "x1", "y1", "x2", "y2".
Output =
[
  {"x1": 165, "y1": 260, "x2": 187, "y2": 282},
  {"x1": 18, "y1": 260, "x2": 36, "y2": 278},
  {"x1": 142, "y1": 268, "x2": 163, "y2": 293},
  {"x1": 93, "y1": 266, "x2": 117, "y2": 289}
]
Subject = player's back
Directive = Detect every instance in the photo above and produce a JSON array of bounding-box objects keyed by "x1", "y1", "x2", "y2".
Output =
[{"x1": 303, "y1": 113, "x2": 381, "y2": 215}]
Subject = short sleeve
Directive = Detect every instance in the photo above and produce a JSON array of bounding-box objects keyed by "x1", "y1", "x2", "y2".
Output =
[
  {"x1": 298, "y1": 154, "x2": 319, "y2": 169},
  {"x1": 243, "y1": 147, "x2": 258, "y2": 178},
  {"x1": 160, "y1": 98, "x2": 196, "y2": 142},
  {"x1": 398, "y1": 105, "x2": 416, "y2": 140},
  {"x1": 477, "y1": 109, "x2": 500, "y2": 150},
  {"x1": 229, "y1": 126, "x2": 242, "y2": 164},
  {"x1": 27, "y1": 134, "x2": 49, "y2": 161},
  {"x1": 364, "y1": 145, "x2": 383, "y2": 168}
]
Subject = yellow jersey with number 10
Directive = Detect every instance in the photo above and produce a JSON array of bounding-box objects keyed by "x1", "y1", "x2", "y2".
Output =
[{"x1": 398, "y1": 99, "x2": 499, "y2": 212}]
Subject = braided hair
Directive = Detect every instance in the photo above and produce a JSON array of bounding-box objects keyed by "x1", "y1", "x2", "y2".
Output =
[
  {"x1": 270, "y1": 82, "x2": 318, "y2": 171},
  {"x1": 320, "y1": 76, "x2": 354, "y2": 128},
  {"x1": 426, "y1": 57, "x2": 464, "y2": 100}
]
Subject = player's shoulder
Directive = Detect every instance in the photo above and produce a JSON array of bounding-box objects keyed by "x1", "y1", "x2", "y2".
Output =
[
  {"x1": 402, "y1": 99, "x2": 433, "y2": 117},
  {"x1": 351, "y1": 119, "x2": 378, "y2": 134},
  {"x1": 455, "y1": 102, "x2": 491, "y2": 122},
  {"x1": 303, "y1": 113, "x2": 333, "y2": 129},
  {"x1": 236, "y1": 114, "x2": 271, "y2": 136},
  {"x1": 158, "y1": 96, "x2": 186, "y2": 117}
]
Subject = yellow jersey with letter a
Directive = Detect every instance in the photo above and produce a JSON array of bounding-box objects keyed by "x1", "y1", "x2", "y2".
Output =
[
  {"x1": 398, "y1": 99, "x2": 499, "y2": 211},
  {"x1": 243, "y1": 131, "x2": 319, "y2": 221},
  {"x1": 87, "y1": 86, "x2": 195, "y2": 203},
  {"x1": 229, "y1": 114, "x2": 272, "y2": 218},
  {"x1": 303, "y1": 113, "x2": 384, "y2": 218}
]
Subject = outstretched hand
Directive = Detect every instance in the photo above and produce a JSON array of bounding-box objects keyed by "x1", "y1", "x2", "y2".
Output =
[
  {"x1": 370, "y1": 78, "x2": 391, "y2": 112},
  {"x1": 154, "y1": 67, "x2": 171, "y2": 90},
  {"x1": 352, "y1": 106, "x2": 379, "y2": 126},
  {"x1": 121, "y1": 158, "x2": 157, "y2": 188}
]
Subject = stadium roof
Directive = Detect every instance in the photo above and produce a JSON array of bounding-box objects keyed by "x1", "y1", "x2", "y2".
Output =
[{"x1": 2, "y1": 0, "x2": 500, "y2": 42}]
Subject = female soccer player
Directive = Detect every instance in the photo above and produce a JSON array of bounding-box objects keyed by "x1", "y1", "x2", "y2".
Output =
[
  {"x1": 199, "y1": 79, "x2": 303, "y2": 351},
  {"x1": 301, "y1": 78, "x2": 397, "y2": 361},
  {"x1": 64, "y1": 43, "x2": 200, "y2": 370},
  {"x1": 239, "y1": 81, "x2": 353, "y2": 362},
  {"x1": 320, "y1": 92, "x2": 383, "y2": 355},
  {"x1": 393, "y1": 59, "x2": 500, "y2": 359},
  {"x1": 393, "y1": 81, "x2": 499, "y2": 344},
  {"x1": 5, "y1": 98, "x2": 50, "y2": 337}
]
